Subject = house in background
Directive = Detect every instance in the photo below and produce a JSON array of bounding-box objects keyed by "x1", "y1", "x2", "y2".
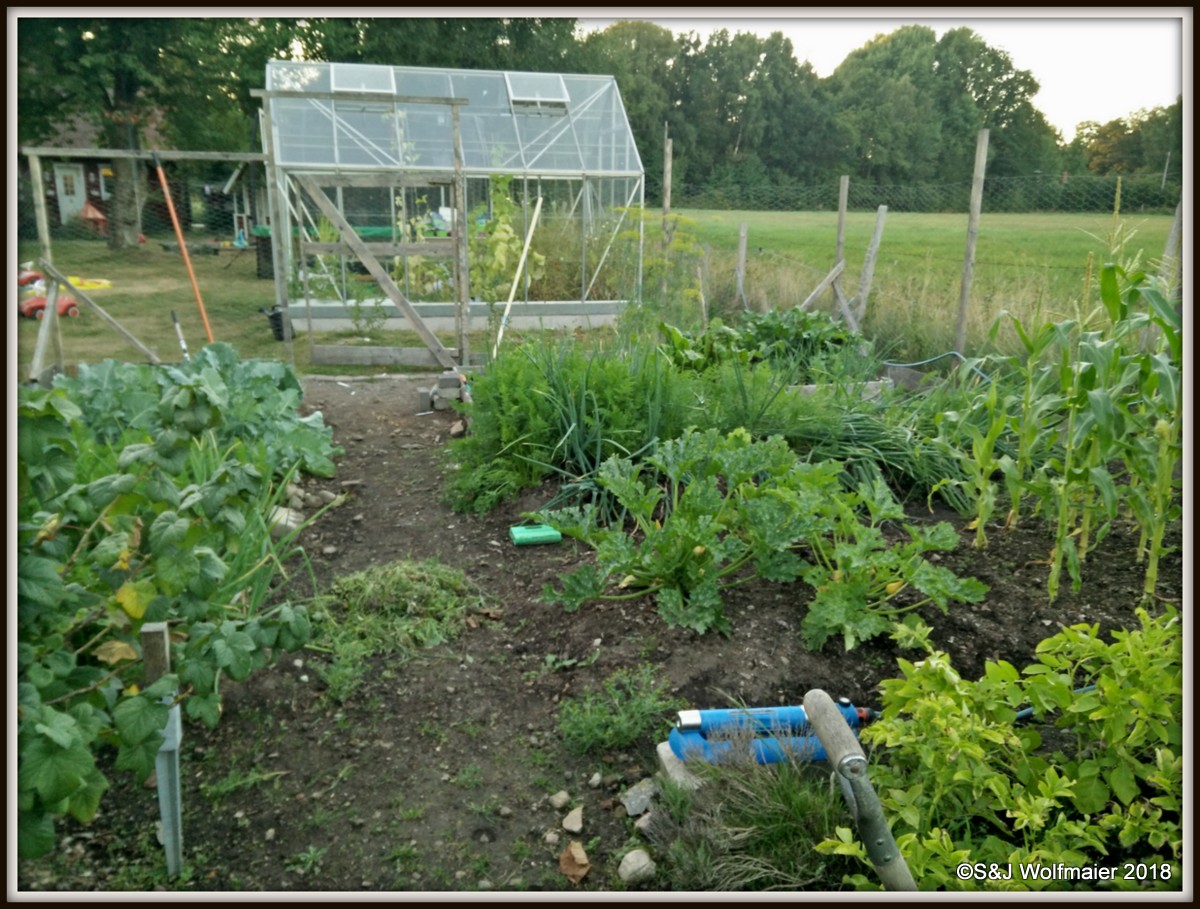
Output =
[{"x1": 20, "y1": 112, "x2": 180, "y2": 236}]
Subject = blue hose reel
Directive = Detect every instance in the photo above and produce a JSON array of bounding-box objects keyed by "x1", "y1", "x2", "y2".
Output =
[{"x1": 668, "y1": 699, "x2": 875, "y2": 765}]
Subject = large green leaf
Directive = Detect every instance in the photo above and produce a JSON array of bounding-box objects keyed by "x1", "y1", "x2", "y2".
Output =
[
  {"x1": 112, "y1": 694, "x2": 169, "y2": 747},
  {"x1": 17, "y1": 555, "x2": 65, "y2": 611},
  {"x1": 18, "y1": 808, "x2": 57, "y2": 860},
  {"x1": 67, "y1": 766, "x2": 110, "y2": 823},
  {"x1": 156, "y1": 548, "x2": 200, "y2": 595},
  {"x1": 115, "y1": 737, "x2": 162, "y2": 782},
  {"x1": 19, "y1": 736, "x2": 95, "y2": 806},
  {"x1": 149, "y1": 510, "x2": 191, "y2": 550}
]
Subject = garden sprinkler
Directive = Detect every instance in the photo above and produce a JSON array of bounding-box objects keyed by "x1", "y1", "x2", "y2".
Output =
[{"x1": 668, "y1": 698, "x2": 876, "y2": 765}]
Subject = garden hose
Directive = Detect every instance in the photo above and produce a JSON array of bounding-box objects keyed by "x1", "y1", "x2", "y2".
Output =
[
  {"x1": 883, "y1": 350, "x2": 993, "y2": 383},
  {"x1": 1013, "y1": 684, "x2": 1098, "y2": 723}
]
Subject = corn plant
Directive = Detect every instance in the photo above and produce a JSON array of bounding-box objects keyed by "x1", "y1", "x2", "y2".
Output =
[
  {"x1": 931, "y1": 368, "x2": 1008, "y2": 550},
  {"x1": 1098, "y1": 263, "x2": 1183, "y2": 598},
  {"x1": 988, "y1": 312, "x2": 1068, "y2": 530}
]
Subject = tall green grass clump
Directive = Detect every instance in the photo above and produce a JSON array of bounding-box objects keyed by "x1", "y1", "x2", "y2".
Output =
[
  {"x1": 652, "y1": 755, "x2": 857, "y2": 891},
  {"x1": 444, "y1": 336, "x2": 692, "y2": 513},
  {"x1": 558, "y1": 665, "x2": 684, "y2": 755}
]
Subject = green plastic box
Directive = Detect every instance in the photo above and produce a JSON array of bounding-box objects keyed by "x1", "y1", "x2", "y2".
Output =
[{"x1": 509, "y1": 525, "x2": 562, "y2": 546}]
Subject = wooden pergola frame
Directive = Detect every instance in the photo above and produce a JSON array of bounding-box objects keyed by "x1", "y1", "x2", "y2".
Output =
[{"x1": 19, "y1": 146, "x2": 270, "y2": 385}]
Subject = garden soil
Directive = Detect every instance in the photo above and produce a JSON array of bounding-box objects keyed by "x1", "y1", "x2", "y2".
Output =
[{"x1": 17, "y1": 374, "x2": 1184, "y2": 895}]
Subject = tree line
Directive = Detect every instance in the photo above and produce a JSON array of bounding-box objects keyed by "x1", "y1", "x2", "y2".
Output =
[{"x1": 18, "y1": 17, "x2": 1182, "y2": 205}]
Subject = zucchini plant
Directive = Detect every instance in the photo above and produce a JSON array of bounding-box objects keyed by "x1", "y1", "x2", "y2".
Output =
[{"x1": 538, "y1": 427, "x2": 985, "y2": 647}]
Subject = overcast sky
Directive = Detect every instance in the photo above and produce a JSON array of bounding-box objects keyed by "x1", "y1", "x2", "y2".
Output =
[{"x1": 575, "y1": 8, "x2": 1187, "y2": 143}]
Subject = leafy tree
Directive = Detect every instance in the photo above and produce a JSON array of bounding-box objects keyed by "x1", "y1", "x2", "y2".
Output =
[
  {"x1": 292, "y1": 17, "x2": 581, "y2": 71},
  {"x1": 1083, "y1": 118, "x2": 1144, "y2": 175},
  {"x1": 1073, "y1": 99, "x2": 1182, "y2": 178},
  {"x1": 17, "y1": 17, "x2": 299, "y2": 246},
  {"x1": 826, "y1": 26, "x2": 943, "y2": 184},
  {"x1": 578, "y1": 21, "x2": 682, "y2": 195},
  {"x1": 751, "y1": 35, "x2": 845, "y2": 184},
  {"x1": 1134, "y1": 98, "x2": 1183, "y2": 179}
]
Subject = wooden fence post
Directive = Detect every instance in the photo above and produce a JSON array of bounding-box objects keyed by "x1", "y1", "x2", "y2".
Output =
[
  {"x1": 661, "y1": 123, "x2": 673, "y2": 304},
  {"x1": 955, "y1": 129, "x2": 990, "y2": 354},
  {"x1": 736, "y1": 222, "x2": 749, "y2": 310},
  {"x1": 835, "y1": 175, "x2": 849, "y2": 265},
  {"x1": 854, "y1": 205, "x2": 887, "y2": 325}
]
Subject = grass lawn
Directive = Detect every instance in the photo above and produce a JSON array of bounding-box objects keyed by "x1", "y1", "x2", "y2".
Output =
[{"x1": 16, "y1": 207, "x2": 1177, "y2": 376}]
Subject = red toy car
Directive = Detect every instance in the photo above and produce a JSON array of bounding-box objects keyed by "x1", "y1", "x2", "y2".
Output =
[{"x1": 19, "y1": 295, "x2": 80, "y2": 319}]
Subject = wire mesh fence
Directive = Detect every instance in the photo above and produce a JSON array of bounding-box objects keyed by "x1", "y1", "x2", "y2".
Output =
[
  {"x1": 647, "y1": 171, "x2": 1182, "y2": 215},
  {"x1": 19, "y1": 164, "x2": 1182, "y2": 246},
  {"x1": 18, "y1": 161, "x2": 1180, "y2": 243}
]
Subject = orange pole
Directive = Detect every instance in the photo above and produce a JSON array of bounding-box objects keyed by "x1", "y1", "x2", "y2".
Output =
[{"x1": 153, "y1": 152, "x2": 215, "y2": 344}]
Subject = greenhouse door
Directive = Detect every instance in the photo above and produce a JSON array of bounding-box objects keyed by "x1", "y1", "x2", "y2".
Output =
[{"x1": 293, "y1": 175, "x2": 464, "y2": 370}]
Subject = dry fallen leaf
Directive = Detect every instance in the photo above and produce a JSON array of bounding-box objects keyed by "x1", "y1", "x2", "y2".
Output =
[
  {"x1": 94, "y1": 639, "x2": 138, "y2": 665},
  {"x1": 558, "y1": 840, "x2": 591, "y2": 884}
]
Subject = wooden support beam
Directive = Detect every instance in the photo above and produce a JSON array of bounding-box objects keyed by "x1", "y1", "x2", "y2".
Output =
[
  {"x1": 26, "y1": 153, "x2": 65, "y2": 384},
  {"x1": 853, "y1": 205, "x2": 887, "y2": 325},
  {"x1": 798, "y1": 260, "x2": 847, "y2": 313},
  {"x1": 287, "y1": 172, "x2": 455, "y2": 190},
  {"x1": 38, "y1": 262, "x2": 162, "y2": 365},
  {"x1": 310, "y1": 345, "x2": 484, "y2": 368},
  {"x1": 832, "y1": 281, "x2": 860, "y2": 334},
  {"x1": 21, "y1": 146, "x2": 264, "y2": 163},
  {"x1": 302, "y1": 239, "x2": 455, "y2": 258}
]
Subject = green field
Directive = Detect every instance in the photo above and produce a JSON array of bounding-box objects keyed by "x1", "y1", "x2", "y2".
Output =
[
  {"x1": 16, "y1": 208, "x2": 1176, "y2": 377},
  {"x1": 676, "y1": 209, "x2": 1176, "y2": 361}
]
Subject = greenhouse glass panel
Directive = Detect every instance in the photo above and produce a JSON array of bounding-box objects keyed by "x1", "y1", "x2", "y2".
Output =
[
  {"x1": 268, "y1": 61, "x2": 330, "y2": 93},
  {"x1": 450, "y1": 71, "x2": 509, "y2": 111},
  {"x1": 396, "y1": 105, "x2": 455, "y2": 170},
  {"x1": 463, "y1": 112, "x2": 521, "y2": 171},
  {"x1": 272, "y1": 99, "x2": 337, "y2": 166},
  {"x1": 505, "y1": 72, "x2": 569, "y2": 105},
  {"x1": 331, "y1": 62, "x2": 396, "y2": 94},
  {"x1": 394, "y1": 68, "x2": 454, "y2": 99},
  {"x1": 334, "y1": 103, "x2": 402, "y2": 167}
]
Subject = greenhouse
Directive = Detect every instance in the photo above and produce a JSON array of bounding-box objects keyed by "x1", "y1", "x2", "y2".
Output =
[{"x1": 256, "y1": 60, "x2": 645, "y2": 367}]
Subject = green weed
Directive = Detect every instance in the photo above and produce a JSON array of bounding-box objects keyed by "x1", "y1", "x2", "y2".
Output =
[
  {"x1": 286, "y1": 845, "x2": 327, "y2": 876},
  {"x1": 453, "y1": 765, "x2": 484, "y2": 789},
  {"x1": 558, "y1": 665, "x2": 684, "y2": 756},
  {"x1": 653, "y1": 754, "x2": 854, "y2": 891}
]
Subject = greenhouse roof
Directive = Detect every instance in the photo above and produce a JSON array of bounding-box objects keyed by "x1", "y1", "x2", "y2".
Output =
[{"x1": 263, "y1": 60, "x2": 643, "y2": 179}]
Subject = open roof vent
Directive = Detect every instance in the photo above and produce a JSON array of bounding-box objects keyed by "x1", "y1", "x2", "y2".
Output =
[{"x1": 504, "y1": 72, "x2": 569, "y2": 112}]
